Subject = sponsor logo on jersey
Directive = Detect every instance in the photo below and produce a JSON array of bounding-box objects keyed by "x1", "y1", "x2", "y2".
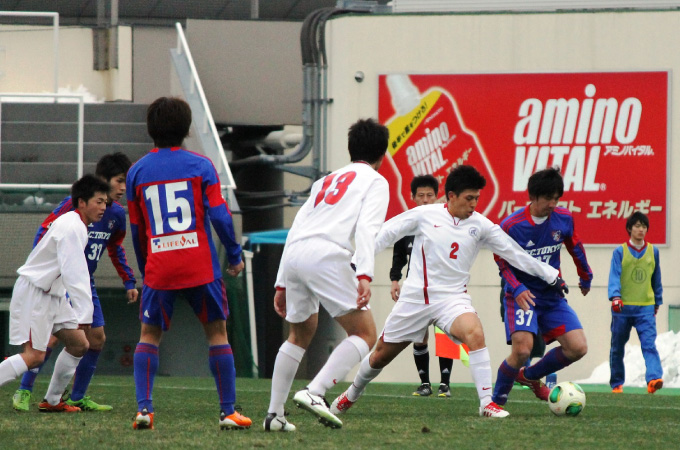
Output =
[
  {"x1": 526, "y1": 240, "x2": 535, "y2": 247},
  {"x1": 526, "y1": 243, "x2": 562, "y2": 256},
  {"x1": 151, "y1": 232, "x2": 199, "y2": 253},
  {"x1": 88, "y1": 230, "x2": 112, "y2": 240}
]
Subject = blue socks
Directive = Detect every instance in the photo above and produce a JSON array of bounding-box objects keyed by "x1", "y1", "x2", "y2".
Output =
[
  {"x1": 134, "y1": 343, "x2": 159, "y2": 412},
  {"x1": 492, "y1": 360, "x2": 520, "y2": 406},
  {"x1": 19, "y1": 346, "x2": 53, "y2": 391},
  {"x1": 70, "y1": 349, "x2": 101, "y2": 401},
  {"x1": 524, "y1": 347, "x2": 572, "y2": 380},
  {"x1": 209, "y1": 345, "x2": 236, "y2": 415}
]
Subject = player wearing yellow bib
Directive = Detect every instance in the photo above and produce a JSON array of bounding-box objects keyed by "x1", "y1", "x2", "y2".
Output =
[{"x1": 608, "y1": 212, "x2": 663, "y2": 394}]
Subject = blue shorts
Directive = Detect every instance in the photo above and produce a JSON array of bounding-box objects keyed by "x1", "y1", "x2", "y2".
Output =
[
  {"x1": 91, "y1": 287, "x2": 105, "y2": 328},
  {"x1": 67, "y1": 284, "x2": 105, "y2": 328},
  {"x1": 139, "y1": 278, "x2": 229, "y2": 331},
  {"x1": 502, "y1": 292, "x2": 582, "y2": 344}
]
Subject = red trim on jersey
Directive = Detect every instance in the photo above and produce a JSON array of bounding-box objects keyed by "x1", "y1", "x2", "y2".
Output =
[
  {"x1": 421, "y1": 246, "x2": 429, "y2": 304},
  {"x1": 275, "y1": 287, "x2": 286, "y2": 291},
  {"x1": 627, "y1": 241, "x2": 647, "y2": 252},
  {"x1": 357, "y1": 275, "x2": 372, "y2": 282},
  {"x1": 206, "y1": 182, "x2": 227, "y2": 209}
]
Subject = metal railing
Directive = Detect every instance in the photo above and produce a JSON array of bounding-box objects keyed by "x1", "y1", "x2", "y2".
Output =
[
  {"x1": 0, "y1": 11, "x2": 59, "y2": 93},
  {"x1": 170, "y1": 22, "x2": 236, "y2": 191},
  {"x1": 0, "y1": 93, "x2": 85, "y2": 189}
]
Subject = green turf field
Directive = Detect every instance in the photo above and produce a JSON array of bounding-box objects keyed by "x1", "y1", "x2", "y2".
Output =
[{"x1": 0, "y1": 376, "x2": 678, "y2": 449}]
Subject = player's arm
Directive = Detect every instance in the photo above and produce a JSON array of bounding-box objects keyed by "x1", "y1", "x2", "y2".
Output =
[
  {"x1": 353, "y1": 178, "x2": 389, "y2": 281},
  {"x1": 652, "y1": 246, "x2": 663, "y2": 311},
  {"x1": 57, "y1": 220, "x2": 94, "y2": 325},
  {"x1": 389, "y1": 237, "x2": 409, "y2": 301},
  {"x1": 33, "y1": 196, "x2": 73, "y2": 248},
  {"x1": 127, "y1": 190, "x2": 148, "y2": 278},
  {"x1": 484, "y1": 222, "x2": 558, "y2": 286},
  {"x1": 106, "y1": 224, "x2": 138, "y2": 303},
  {"x1": 563, "y1": 225, "x2": 593, "y2": 295},
  {"x1": 607, "y1": 246, "x2": 623, "y2": 312},
  {"x1": 494, "y1": 253, "x2": 534, "y2": 309}
]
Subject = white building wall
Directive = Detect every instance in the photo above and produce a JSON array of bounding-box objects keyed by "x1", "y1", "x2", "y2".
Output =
[{"x1": 320, "y1": 10, "x2": 679, "y2": 384}]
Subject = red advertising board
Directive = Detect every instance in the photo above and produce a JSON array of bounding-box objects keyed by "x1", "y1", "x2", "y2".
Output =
[{"x1": 378, "y1": 72, "x2": 668, "y2": 244}]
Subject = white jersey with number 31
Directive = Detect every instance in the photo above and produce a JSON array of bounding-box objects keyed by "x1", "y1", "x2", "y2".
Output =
[
  {"x1": 276, "y1": 162, "x2": 389, "y2": 284},
  {"x1": 375, "y1": 204, "x2": 559, "y2": 304}
]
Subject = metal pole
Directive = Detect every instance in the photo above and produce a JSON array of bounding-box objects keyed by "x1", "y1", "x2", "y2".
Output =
[{"x1": 243, "y1": 250, "x2": 259, "y2": 378}]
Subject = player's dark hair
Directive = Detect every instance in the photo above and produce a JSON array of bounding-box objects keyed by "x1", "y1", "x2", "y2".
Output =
[
  {"x1": 348, "y1": 118, "x2": 389, "y2": 164},
  {"x1": 147, "y1": 97, "x2": 192, "y2": 148},
  {"x1": 626, "y1": 211, "x2": 649, "y2": 235},
  {"x1": 72, "y1": 174, "x2": 110, "y2": 206},
  {"x1": 410, "y1": 174, "x2": 439, "y2": 196},
  {"x1": 444, "y1": 165, "x2": 486, "y2": 197},
  {"x1": 95, "y1": 152, "x2": 132, "y2": 181},
  {"x1": 528, "y1": 167, "x2": 564, "y2": 199}
]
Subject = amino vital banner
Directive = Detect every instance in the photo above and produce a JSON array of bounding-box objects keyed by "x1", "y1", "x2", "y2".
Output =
[{"x1": 378, "y1": 72, "x2": 668, "y2": 244}]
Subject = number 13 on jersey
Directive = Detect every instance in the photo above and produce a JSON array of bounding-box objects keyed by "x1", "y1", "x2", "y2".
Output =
[{"x1": 143, "y1": 181, "x2": 197, "y2": 236}]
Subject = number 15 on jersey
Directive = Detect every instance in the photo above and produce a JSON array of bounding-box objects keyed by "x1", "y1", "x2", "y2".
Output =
[{"x1": 143, "y1": 181, "x2": 197, "y2": 236}]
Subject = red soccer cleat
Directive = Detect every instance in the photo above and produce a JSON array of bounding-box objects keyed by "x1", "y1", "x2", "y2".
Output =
[
  {"x1": 647, "y1": 379, "x2": 663, "y2": 394},
  {"x1": 133, "y1": 408, "x2": 154, "y2": 430},
  {"x1": 516, "y1": 367, "x2": 550, "y2": 401},
  {"x1": 38, "y1": 399, "x2": 81, "y2": 413}
]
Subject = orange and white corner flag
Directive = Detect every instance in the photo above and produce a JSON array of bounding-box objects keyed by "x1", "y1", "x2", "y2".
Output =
[{"x1": 434, "y1": 326, "x2": 469, "y2": 367}]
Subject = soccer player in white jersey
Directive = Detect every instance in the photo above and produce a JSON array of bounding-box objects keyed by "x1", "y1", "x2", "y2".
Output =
[
  {"x1": 0, "y1": 175, "x2": 109, "y2": 412},
  {"x1": 331, "y1": 165, "x2": 566, "y2": 419},
  {"x1": 264, "y1": 118, "x2": 389, "y2": 432}
]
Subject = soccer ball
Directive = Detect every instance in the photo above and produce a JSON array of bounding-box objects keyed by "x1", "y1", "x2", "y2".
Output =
[{"x1": 548, "y1": 381, "x2": 586, "y2": 417}]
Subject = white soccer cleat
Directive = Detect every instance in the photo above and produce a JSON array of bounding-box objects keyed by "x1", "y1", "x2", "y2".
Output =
[
  {"x1": 263, "y1": 412, "x2": 296, "y2": 432},
  {"x1": 480, "y1": 401, "x2": 510, "y2": 418},
  {"x1": 330, "y1": 390, "x2": 356, "y2": 415},
  {"x1": 292, "y1": 389, "x2": 342, "y2": 429}
]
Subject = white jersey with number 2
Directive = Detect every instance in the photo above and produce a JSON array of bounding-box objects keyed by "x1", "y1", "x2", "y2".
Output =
[
  {"x1": 375, "y1": 203, "x2": 559, "y2": 304},
  {"x1": 276, "y1": 162, "x2": 389, "y2": 286}
]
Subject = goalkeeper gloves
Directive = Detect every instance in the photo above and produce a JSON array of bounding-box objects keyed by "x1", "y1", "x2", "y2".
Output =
[
  {"x1": 550, "y1": 276, "x2": 569, "y2": 297},
  {"x1": 612, "y1": 297, "x2": 623, "y2": 313}
]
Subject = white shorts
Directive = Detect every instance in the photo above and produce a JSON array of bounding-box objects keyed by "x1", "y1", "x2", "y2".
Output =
[
  {"x1": 381, "y1": 293, "x2": 476, "y2": 344},
  {"x1": 9, "y1": 276, "x2": 79, "y2": 351},
  {"x1": 282, "y1": 238, "x2": 368, "y2": 323}
]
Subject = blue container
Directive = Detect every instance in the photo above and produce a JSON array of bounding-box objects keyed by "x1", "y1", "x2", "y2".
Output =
[{"x1": 546, "y1": 373, "x2": 557, "y2": 390}]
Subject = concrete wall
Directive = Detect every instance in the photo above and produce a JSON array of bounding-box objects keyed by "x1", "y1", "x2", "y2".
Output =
[
  {"x1": 0, "y1": 24, "x2": 132, "y2": 101},
  {"x1": 314, "y1": 10, "x2": 680, "y2": 385}
]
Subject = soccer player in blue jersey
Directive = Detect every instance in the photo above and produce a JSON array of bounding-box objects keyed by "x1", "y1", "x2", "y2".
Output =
[
  {"x1": 12, "y1": 153, "x2": 137, "y2": 412},
  {"x1": 491, "y1": 167, "x2": 593, "y2": 411},
  {"x1": 127, "y1": 96, "x2": 251, "y2": 430},
  {"x1": 608, "y1": 212, "x2": 663, "y2": 394}
]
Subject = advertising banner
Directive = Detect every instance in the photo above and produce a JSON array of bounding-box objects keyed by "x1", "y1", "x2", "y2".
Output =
[{"x1": 378, "y1": 72, "x2": 668, "y2": 244}]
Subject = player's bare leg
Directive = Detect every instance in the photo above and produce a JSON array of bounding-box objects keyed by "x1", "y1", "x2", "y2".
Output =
[
  {"x1": 333, "y1": 338, "x2": 410, "y2": 415},
  {"x1": 266, "y1": 313, "x2": 318, "y2": 431},
  {"x1": 40, "y1": 328, "x2": 89, "y2": 412},
  {"x1": 450, "y1": 313, "x2": 508, "y2": 418},
  {"x1": 307, "y1": 309, "x2": 376, "y2": 397},
  {"x1": 66, "y1": 325, "x2": 112, "y2": 411}
]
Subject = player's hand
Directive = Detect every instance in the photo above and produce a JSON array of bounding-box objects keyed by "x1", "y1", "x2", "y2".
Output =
[
  {"x1": 550, "y1": 276, "x2": 569, "y2": 297},
  {"x1": 611, "y1": 297, "x2": 623, "y2": 313},
  {"x1": 357, "y1": 279, "x2": 371, "y2": 309},
  {"x1": 655, "y1": 305, "x2": 660, "y2": 316},
  {"x1": 273, "y1": 289, "x2": 287, "y2": 318},
  {"x1": 126, "y1": 288, "x2": 139, "y2": 304},
  {"x1": 579, "y1": 285, "x2": 590, "y2": 296},
  {"x1": 390, "y1": 281, "x2": 401, "y2": 302},
  {"x1": 515, "y1": 290, "x2": 536, "y2": 311},
  {"x1": 227, "y1": 260, "x2": 245, "y2": 277}
]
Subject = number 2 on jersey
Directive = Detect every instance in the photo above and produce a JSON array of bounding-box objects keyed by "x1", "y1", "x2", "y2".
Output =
[
  {"x1": 449, "y1": 242, "x2": 459, "y2": 259},
  {"x1": 314, "y1": 172, "x2": 357, "y2": 207}
]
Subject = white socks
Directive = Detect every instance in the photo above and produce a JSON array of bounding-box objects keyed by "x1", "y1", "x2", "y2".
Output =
[
  {"x1": 308, "y1": 335, "x2": 370, "y2": 397},
  {"x1": 347, "y1": 353, "x2": 382, "y2": 402},
  {"x1": 268, "y1": 341, "x2": 305, "y2": 417},
  {"x1": 44, "y1": 350, "x2": 82, "y2": 405},
  {"x1": 0, "y1": 354, "x2": 28, "y2": 387},
  {"x1": 468, "y1": 347, "x2": 493, "y2": 408}
]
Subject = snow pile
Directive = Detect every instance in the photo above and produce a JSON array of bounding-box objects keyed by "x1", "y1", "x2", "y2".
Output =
[{"x1": 577, "y1": 330, "x2": 680, "y2": 388}]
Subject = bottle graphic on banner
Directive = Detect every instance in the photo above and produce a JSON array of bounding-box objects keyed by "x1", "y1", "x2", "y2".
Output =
[{"x1": 379, "y1": 74, "x2": 499, "y2": 220}]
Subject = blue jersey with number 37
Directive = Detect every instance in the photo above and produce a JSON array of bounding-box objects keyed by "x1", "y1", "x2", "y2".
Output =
[
  {"x1": 495, "y1": 206, "x2": 592, "y2": 301},
  {"x1": 127, "y1": 147, "x2": 241, "y2": 290}
]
